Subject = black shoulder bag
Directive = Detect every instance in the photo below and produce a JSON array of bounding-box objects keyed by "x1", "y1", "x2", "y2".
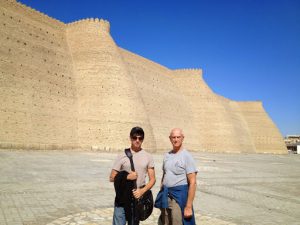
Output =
[{"x1": 125, "y1": 148, "x2": 154, "y2": 221}]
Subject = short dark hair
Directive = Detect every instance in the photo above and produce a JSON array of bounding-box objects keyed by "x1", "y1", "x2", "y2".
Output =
[{"x1": 130, "y1": 126, "x2": 144, "y2": 139}]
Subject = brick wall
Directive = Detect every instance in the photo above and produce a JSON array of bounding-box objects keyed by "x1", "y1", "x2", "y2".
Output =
[
  {"x1": 0, "y1": 0, "x2": 287, "y2": 153},
  {"x1": 0, "y1": 0, "x2": 78, "y2": 149}
]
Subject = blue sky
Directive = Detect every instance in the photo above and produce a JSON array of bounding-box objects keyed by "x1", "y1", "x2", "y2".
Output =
[{"x1": 19, "y1": 0, "x2": 300, "y2": 136}]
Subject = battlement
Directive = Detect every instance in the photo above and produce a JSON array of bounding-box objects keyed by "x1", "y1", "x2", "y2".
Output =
[
  {"x1": 238, "y1": 101, "x2": 263, "y2": 105},
  {"x1": 10, "y1": 0, "x2": 65, "y2": 27},
  {"x1": 67, "y1": 18, "x2": 110, "y2": 33},
  {"x1": 172, "y1": 68, "x2": 203, "y2": 76}
]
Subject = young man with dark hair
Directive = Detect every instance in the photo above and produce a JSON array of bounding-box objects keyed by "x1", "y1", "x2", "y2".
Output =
[{"x1": 110, "y1": 127, "x2": 156, "y2": 225}]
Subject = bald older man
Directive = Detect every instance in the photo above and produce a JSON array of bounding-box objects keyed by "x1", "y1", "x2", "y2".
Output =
[{"x1": 155, "y1": 128, "x2": 197, "y2": 225}]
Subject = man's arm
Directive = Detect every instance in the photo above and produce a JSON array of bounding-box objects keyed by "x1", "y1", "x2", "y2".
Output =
[
  {"x1": 109, "y1": 169, "x2": 137, "y2": 182},
  {"x1": 132, "y1": 167, "x2": 156, "y2": 199},
  {"x1": 109, "y1": 169, "x2": 118, "y2": 182},
  {"x1": 184, "y1": 172, "x2": 197, "y2": 218}
]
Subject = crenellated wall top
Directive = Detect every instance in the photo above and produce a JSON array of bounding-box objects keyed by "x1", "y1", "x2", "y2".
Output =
[
  {"x1": 2, "y1": 1, "x2": 112, "y2": 32},
  {"x1": 67, "y1": 18, "x2": 110, "y2": 33},
  {"x1": 238, "y1": 100, "x2": 263, "y2": 105},
  {"x1": 172, "y1": 68, "x2": 203, "y2": 76},
  {"x1": 11, "y1": 0, "x2": 65, "y2": 27}
]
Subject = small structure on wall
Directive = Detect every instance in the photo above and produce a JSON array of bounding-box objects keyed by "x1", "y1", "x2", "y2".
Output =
[{"x1": 284, "y1": 135, "x2": 300, "y2": 154}]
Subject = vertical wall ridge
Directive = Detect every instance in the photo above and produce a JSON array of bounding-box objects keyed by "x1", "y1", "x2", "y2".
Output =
[
  {"x1": 238, "y1": 102, "x2": 287, "y2": 154},
  {"x1": 66, "y1": 19, "x2": 156, "y2": 151},
  {"x1": 119, "y1": 48, "x2": 202, "y2": 151}
]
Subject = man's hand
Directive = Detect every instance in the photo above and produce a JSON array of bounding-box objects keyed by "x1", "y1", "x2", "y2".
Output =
[
  {"x1": 184, "y1": 206, "x2": 193, "y2": 218},
  {"x1": 132, "y1": 188, "x2": 145, "y2": 199},
  {"x1": 127, "y1": 171, "x2": 138, "y2": 180}
]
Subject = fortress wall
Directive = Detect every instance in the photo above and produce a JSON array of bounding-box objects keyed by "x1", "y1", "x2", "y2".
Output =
[
  {"x1": 171, "y1": 70, "x2": 256, "y2": 153},
  {"x1": 0, "y1": 0, "x2": 78, "y2": 149},
  {"x1": 0, "y1": 1, "x2": 287, "y2": 153},
  {"x1": 66, "y1": 19, "x2": 156, "y2": 151},
  {"x1": 238, "y1": 102, "x2": 287, "y2": 154},
  {"x1": 119, "y1": 49, "x2": 201, "y2": 151}
]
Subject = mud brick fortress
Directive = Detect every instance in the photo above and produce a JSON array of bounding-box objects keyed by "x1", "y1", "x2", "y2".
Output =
[{"x1": 0, "y1": 0, "x2": 287, "y2": 153}]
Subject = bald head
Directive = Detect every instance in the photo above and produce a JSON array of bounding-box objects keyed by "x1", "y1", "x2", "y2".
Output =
[
  {"x1": 169, "y1": 128, "x2": 184, "y2": 152},
  {"x1": 169, "y1": 128, "x2": 184, "y2": 138}
]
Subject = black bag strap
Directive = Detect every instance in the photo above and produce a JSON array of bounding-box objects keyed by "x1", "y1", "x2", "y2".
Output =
[
  {"x1": 125, "y1": 148, "x2": 135, "y2": 171},
  {"x1": 125, "y1": 148, "x2": 137, "y2": 189}
]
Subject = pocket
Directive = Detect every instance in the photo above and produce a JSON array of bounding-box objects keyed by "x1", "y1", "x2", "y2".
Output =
[{"x1": 174, "y1": 161, "x2": 185, "y2": 175}]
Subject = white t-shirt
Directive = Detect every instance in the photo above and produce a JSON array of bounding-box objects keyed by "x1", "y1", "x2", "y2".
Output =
[{"x1": 162, "y1": 149, "x2": 197, "y2": 187}]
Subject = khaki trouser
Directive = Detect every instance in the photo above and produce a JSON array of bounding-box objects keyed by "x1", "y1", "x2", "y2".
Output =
[{"x1": 158, "y1": 197, "x2": 182, "y2": 225}]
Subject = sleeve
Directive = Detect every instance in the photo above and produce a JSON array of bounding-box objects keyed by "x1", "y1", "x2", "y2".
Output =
[
  {"x1": 147, "y1": 154, "x2": 155, "y2": 169},
  {"x1": 162, "y1": 153, "x2": 166, "y2": 170},
  {"x1": 112, "y1": 154, "x2": 123, "y2": 172},
  {"x1": 185, "y1": 152, "x2": 198, "y2": 174}
]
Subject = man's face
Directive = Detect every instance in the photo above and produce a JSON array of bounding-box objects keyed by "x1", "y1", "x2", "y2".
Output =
[
  {"x1": 130, "y1": 135, "x2": 144, "y2": 150},
  {"x1": 169, "y1": 130, "x2": 184, "y2": 150}
]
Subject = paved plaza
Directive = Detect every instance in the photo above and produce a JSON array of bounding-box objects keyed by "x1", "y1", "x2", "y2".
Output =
[{"x1": 0, "y1": 150, "x2": 299, "y2": 225}]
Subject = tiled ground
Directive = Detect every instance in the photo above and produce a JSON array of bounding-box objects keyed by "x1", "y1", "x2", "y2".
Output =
[{"x1": 0, "y1": 150, "x2": 299, "y2": 225}]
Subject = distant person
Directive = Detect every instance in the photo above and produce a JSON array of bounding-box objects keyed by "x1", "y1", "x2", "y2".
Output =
[
  {"x1": 109, "y1": 127, "x2": 156, "y2": 225},
  {"x1": 155, "y1": 128, "x2": 197, "y2": 225}
]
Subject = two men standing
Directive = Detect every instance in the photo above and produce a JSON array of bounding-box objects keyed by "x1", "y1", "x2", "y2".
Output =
[{"x1": 110, "y1": 127, "x2": 197, "y2": 225}]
